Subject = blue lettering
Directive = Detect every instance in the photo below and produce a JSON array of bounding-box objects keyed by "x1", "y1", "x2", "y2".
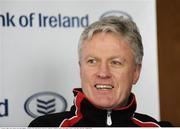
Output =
[
  {"x1": 49, "y1": 16, "x2": 57, "y2": 28},
  {"x1": 39, "y1": 13, "x2": 42, "y2": 27},
  {"x1": 19, "y1": 15, "x2": 29, "y2": 27},
  {"x1": 71, "y1": 16, "x2": 80, "y2": 27},
  {"x1": 0, "y1": 12, "x2": 15, "y2": 27},
  {"x1": 0, "y1": 99, "x2": 8, "y2": 117},
  {"x1": 81, "y1": 14, "x2": 89, "y2": 27},
  {"x1": 63, "y1": 16, "x2": 70, "y2": 27},
  {"x1": 0, "y1": 14, "x2": 6, "y2": 26},
  {"x1": 38, "y1": 13, "x2": 89, "y2": 28},
  {"x1": 29, "y1": 13, "x2": 35, "y2": 27},
  {"x1": 39, "y1": 13, "x2": 49, "y2": 27}
]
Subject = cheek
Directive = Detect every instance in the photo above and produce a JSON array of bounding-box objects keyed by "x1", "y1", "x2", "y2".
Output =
[
  {"x1": 80, "y1": 66, "x2": 95, "y2": 84},
  {"x1": 112, "y1": 68, "x2": 129, "y2": 79},
  {"x1": 112, "y1": 69, "x2": 135, "y2": 86},
  {"x1": 113, "y1": 71, "x2": 133, "y2": 94}
]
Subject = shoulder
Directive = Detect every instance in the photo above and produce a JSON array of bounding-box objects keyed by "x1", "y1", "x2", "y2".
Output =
[
  {"x1": 28, "y1": 111, "x2": 72, "y2": 127},
  {"x1": 132, "y1": 113, "x2": 172, "y2": 127},
  {"x1": 134, "y1": 113, "x2": 158, "y2": 123}
]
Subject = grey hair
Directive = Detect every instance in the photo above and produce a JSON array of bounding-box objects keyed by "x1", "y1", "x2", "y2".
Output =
[{"x1": 78, "y1": 16, "x2": 143, "y2": 65}]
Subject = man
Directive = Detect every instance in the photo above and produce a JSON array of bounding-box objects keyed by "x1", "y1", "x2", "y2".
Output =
[{"x1": 29, "y1": 16, "x2": 171, "y2": 127}]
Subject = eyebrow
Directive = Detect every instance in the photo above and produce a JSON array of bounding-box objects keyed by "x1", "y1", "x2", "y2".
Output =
[
  {"x1": 109, "y1": 56, "x2": 126, "y2": 62},
  {"x1": 84, "y1": 56, "x2": 98, "y2": 61},
  {"x1": 83, "y1": 55, "x2": 126, "y2": 62}
]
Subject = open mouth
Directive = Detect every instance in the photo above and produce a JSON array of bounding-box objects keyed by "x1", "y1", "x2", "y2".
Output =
[{"x1": 95, "y1": 85, "x2": 114, "y2": 90}]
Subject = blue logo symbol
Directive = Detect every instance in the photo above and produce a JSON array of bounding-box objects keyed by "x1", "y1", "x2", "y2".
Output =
[
  {"x1": 100, "y1": 10, "x2": 132, "y2": 20},
  {"x1": 24, "y1": 92, "x2": 67, "y2": 118},
  {"x1": 36, "y1": 98, "x2": 56, "y2": 115}
]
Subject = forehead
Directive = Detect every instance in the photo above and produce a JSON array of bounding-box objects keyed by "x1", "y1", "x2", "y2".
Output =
[
  {"x1": 81, "y1": 32, "x2": 134, "y2": 60},
  {"x1": 85, "y1": 32, "x2": 127, "y2": 47}
]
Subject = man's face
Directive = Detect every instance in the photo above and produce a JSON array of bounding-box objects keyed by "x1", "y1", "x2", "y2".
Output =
[{"x1": 79, "y1": 32, "x2": 141, "y2": 109}]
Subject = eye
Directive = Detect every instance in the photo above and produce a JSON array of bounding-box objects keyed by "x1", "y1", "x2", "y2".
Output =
[
  {"x1": 87, "y1": 58, "x2": 97, "y2": 65},
  {"x1": 111, "y1": 60, "x2": 122, "y2": 67}
]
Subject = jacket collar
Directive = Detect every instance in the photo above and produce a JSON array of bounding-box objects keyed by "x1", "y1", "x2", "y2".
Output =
[{"x1": 72, "y1": 88, "x2": 137, "y2": 126}]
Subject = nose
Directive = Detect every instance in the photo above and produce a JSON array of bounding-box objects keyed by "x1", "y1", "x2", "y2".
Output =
[{"x1": 96, "y1": 62, "x2": 111, "y2": 79}]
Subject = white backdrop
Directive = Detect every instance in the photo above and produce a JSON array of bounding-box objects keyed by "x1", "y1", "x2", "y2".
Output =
[{"x1": 0, "y1": 0, "x2": 159, "y2": 126}]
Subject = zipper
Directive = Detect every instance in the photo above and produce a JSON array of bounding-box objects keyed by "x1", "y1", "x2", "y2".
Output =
[{"x1": 106, "y1": 110, "x2": 112, "y2": 126}]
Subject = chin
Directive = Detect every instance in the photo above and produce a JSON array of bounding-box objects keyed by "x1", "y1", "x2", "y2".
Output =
[
  {"x1": 93, "y1": 101, "x2": 114, "y2": 109},
  {"x1": 97, "y1": 105, "x2": 114, "y2": 110}
]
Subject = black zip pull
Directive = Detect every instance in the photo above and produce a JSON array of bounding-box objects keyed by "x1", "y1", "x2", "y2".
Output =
[{"x1": 106, "y1": 110, "x2": 112, "y2": 126}]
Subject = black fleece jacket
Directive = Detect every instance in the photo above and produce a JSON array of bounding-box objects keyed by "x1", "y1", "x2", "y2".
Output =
[{"x1": 29, "y1": 88, "x2": 172, "y2": 127}]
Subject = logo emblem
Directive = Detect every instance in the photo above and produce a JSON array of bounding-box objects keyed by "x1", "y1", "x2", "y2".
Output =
[
  {"x1": 100, "y1": 10, "x2": 132, "y2": 20},
  {"x1": 24, "y1": 92, "x2": 67, "y2": 118}
]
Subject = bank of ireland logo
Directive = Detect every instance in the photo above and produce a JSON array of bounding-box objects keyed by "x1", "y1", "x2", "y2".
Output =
[
  {"x1": 24, "y1": 92, "x2": 67, "y2": 118},
  {"x1": 100, "y1": 10, "x2": 132, "y2": 20}
]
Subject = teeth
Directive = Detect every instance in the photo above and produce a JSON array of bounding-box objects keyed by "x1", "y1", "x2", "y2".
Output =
[{"x1": 95, "y1": 85, "x2": 113, "y2": 90}]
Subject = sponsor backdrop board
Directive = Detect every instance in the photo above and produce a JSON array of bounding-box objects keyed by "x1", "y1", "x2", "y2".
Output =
[{"x1": 0, "y1": 0, "x2": 159, "y2": 126}]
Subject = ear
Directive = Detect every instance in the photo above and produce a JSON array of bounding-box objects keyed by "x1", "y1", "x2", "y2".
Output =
[
  {"x1": 79, "y1": 61, "x2": 81, "y2": 67},
  {"x1": 79, "y1": 61, "x2": 84, "y2": 80},
  {"x1": 133, "y1": 64, "x2": 141, "y2": 84}
]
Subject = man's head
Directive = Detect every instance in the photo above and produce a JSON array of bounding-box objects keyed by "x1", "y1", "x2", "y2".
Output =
[{"x1": 78, "y1": 16, "x2": 143, "y2": 109}]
